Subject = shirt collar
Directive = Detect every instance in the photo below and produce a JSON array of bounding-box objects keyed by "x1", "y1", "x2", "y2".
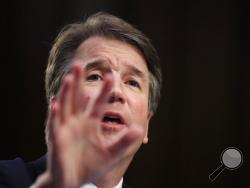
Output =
[{"x1": 80, "y1": 178, "x2": 123, "y2": 188}]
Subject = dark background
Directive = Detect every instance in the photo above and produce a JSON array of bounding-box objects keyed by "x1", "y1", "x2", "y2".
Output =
[{"x1": 0, "y1": 0, "x2": 249, "y2": 187}]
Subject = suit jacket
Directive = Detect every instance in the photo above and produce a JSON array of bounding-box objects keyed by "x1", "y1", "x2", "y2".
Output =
[{"x1": 0, "y1": 155, "x2": 131, "y2": 188}]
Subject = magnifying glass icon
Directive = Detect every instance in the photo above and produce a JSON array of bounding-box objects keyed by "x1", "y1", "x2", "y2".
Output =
[{"x1": 209, "y1": 147, "x2": 243, "y2": 181}]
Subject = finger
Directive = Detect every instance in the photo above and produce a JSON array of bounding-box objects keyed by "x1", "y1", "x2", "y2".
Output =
[
  {"x1": 47, "y1": 100, "x2": 60, "y2": 169},
  {"x1": 49, "y1": 101, "x2": 60, "y2": 143},
  {"x1": 90, "y1": 73, "x2": 113, "y2": 118},
  {"x1": 49, "y1": 100, "x2": 67, "y2": 173},
  {"x1": 71, "y1": 63, "x2": 85, "y2": 114},
  {"x1": 46, "y1": 104, "x2": 55, "y2": 142},
  {"x1": 105, "y1": 126, "x2": 143, "y2": 157},
  {"x1": 58, "y1": 75, "x2": 73, "y2": 123}
]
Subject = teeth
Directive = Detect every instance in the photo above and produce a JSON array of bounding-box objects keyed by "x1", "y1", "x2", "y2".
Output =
[
  {"x1": 103, "y1": 115, "x2": 122, "y2": 124},
  {"x1": 107, "y1": 115, "x2": 119, "y2": 118}
]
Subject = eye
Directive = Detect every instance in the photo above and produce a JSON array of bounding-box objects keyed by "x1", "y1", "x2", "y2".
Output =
[
  {"x1": 86, "y1": 74, "x2": 103, "y2": 82},
  {"x1": 126, "y1": 80, "x2": 141, "y2": 89}
]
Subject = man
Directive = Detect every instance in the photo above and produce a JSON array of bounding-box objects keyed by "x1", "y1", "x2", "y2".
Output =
[{"x1": 0, "y1": 12, "x2": 162, "y2": 188}]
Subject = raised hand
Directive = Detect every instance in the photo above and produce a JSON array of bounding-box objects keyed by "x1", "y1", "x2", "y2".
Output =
[{"x1": 33, "y1": 62, "x2": 143, "y2": 188}]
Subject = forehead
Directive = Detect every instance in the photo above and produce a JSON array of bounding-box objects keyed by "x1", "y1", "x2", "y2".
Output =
[{"x1": 74, "y1": 36, "x2": 149, "y2": 74}]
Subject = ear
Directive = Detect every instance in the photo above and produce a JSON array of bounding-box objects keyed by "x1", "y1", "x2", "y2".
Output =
[{"x1": 142, "y1": 112, "x2": 153, "y2": 144}]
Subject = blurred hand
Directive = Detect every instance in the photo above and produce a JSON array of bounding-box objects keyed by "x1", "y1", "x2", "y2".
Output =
[{"x1": 33, "y1": 63, "x2": 142, "y2": 188}]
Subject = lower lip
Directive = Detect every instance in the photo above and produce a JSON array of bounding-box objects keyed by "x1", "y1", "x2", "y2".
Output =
[{"x1": 101, "y1": 122, "x2": 126, "y2": 132}]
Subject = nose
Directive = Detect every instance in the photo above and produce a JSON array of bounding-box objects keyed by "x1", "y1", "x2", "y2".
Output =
[{"x1": 108, "y1": 77, "x2": 125, "y2": 104}]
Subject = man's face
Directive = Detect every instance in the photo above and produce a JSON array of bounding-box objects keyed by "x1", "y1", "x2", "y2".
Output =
[{"x1": 73, "y1": 36, "x2": 151, "y2": 146}]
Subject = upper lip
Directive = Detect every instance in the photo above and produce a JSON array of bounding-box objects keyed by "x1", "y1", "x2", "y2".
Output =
[{"x1": 102, "y1": 111, "x2": 126, "y2": 125}]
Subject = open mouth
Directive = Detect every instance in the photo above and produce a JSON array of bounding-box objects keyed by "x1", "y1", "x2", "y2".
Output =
[{"x1": 102, "y1": 112, "x2": 125, "y2": 125}]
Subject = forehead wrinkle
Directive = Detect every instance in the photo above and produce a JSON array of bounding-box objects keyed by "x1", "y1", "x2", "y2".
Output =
[
  {"x1": 88, "y1": 49, "x2": 147, "y2": 76},
  {"x1": 84, "y1": 59, "x2": 112, "y2": 73},
  {"x1": 84, "y1": 53, "x2": 147, "y2": 77},
  {"x1": 75, "y1": 36, "x2": 149, "y2": 79},
  {"x1": 84, "y1": 58, "x2": 148, "y2": 83},
  {"x1": 85, "y1": 57, "x2": 147, "y2": 79},
  {"x1": 89, "y1": 49, "x2": 121, "y2": 72}
]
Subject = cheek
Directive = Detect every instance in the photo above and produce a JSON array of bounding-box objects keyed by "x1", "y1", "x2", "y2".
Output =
[
  {"x1": 132, "y1": 94, "x2": 148, "y2": 111},
  {"x1": 129, "y1": 97, "x2": 149, "y2": 144},
  {"x1": 79, "y1": 87, "x2": 99, "y2": 110},
  {"x1": 130, "y1": 96, "x2": 148, "y2": 121}
]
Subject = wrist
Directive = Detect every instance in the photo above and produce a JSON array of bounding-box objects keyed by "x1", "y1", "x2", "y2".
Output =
[{"x1": 32, "y1": 172, "x2": 55, "y2": 188}]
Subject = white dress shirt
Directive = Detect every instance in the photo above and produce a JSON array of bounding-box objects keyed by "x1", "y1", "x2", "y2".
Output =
[
  {"x1": 30, "y1": 178, "x2": 123, "y2": 188},
  {"x1": 80, "y1": 178, "x2": 123, "y2": 188}
]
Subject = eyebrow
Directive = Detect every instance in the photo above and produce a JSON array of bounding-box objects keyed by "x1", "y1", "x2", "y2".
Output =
[
  {"x1": 125, "y1": 64, "x2": 147, "y2": 81},
  {"x1": 85, "y1": 60, "x2": 108, "y2": 71},
  {"x1": 84, "y1": 60, "x2": 147, "y2": 80}
]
